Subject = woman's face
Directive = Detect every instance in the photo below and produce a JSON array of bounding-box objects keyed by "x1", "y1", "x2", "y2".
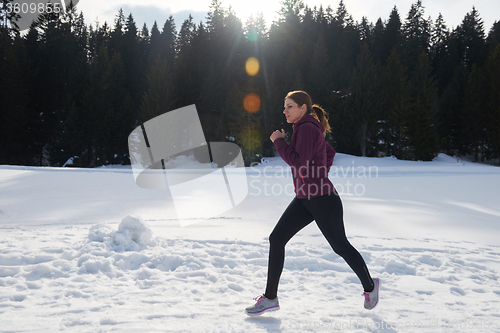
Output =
[{"x1": 283, "y1": 98, "x2": 307, "y2": 124}]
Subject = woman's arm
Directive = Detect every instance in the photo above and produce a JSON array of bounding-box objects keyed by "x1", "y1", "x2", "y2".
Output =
[
  {"x1": 326, "y1": 143, "x2": 336, "y2": 169},
  {"x1": 273, "y1": 123, "x2": 318, "y2": 170},
  {"x1": 270, "y1": 129, "x2": 285, "y2": 142}
]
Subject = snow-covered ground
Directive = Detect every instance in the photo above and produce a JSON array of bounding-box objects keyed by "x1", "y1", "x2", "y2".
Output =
[{"x1": 1, "y1": 153, "x2": 500, "y2": 332}]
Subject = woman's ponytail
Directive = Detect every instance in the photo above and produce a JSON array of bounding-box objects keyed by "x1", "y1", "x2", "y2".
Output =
[{"x1": 311, "y1": 104, "x2": 331, "y2": 137}]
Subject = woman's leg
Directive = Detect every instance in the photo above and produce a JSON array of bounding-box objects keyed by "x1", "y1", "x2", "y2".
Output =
[
  {"x1": 301, "y1": 192, "x2": 375, "y2": 292},
  {"x1": 264, "y1": 198, "x2": 314, "y2": 299}
]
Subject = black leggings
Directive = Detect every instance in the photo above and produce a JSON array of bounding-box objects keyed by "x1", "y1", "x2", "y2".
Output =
[{"x1": 264, "y1": 191, "x2": 374, "y2": 299}]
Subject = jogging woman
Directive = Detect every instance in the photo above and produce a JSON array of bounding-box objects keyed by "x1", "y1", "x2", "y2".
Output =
[{"x1": 245, "y1": 91, "x2": 380, "y2": 316}]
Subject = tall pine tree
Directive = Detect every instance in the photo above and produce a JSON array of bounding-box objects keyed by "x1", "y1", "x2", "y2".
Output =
[
  {"x1": 345, "y1": 43, "x2": 380, "y2": 156},
  {"x1": 408, "y1": 52, "x2": 439, "y2": 161},
  {"x1": 380, "y1": 48, "x2": 411, "y2": 158},
  {"x1": 485, "y1": 45, "x2": 500, "y2": 162}
]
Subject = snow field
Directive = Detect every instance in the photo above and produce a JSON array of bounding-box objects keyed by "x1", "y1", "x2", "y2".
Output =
[
  {"x1": 1, "y1": 218, "x2": 499, "y2": 332},
  {"x1": 1, "y1": 153, "x2": 500, "y2": 332}
]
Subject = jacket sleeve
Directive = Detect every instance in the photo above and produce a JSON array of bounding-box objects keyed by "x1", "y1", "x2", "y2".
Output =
[
  {"x1": 326, "y1": 142, "x2": 336, "y2": 170},
  {"x1": 273, "y1": 123, "x2": 318, "y2": 170}
]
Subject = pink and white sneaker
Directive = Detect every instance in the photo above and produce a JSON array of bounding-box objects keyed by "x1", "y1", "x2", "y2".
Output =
[
  {"x1": 245, "y1": 295, "x2": 280, "y2": 316},
  {"x1": 363, "y1": 278, "x2": 380, "y2": 310}
]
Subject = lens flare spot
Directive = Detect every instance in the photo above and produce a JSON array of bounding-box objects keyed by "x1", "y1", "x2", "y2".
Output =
[
  {"x1": 245, "y1": 57, "x2": 260, "y2": 77},
  {"x1": 246, "y1": 28, "x2": 258, "y2": 41},
  {"x1": 241, "y1": 127, "x2": 262, "y2": 150},
  {"x1": 243, "y1": 93, "x2": 261, "y2": 113}
]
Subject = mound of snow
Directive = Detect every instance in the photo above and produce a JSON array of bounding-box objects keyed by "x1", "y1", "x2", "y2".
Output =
[
  {"x1": 88, "y1": 223, "x2": 115, "y2": 242},
  {"x1": 88, "y1": 215, "x2": 154, "y2": 251},
  {"x1": 433, "y1": 153, "x2": 462, "y2": 164},
  {"x1": 116, "y1": 215, "x2": 153, "y2": 248}
]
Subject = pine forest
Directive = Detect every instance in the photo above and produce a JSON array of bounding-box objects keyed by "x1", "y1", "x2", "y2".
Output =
[{"x1": 1, "y1": 0, "x2": 500, "y2": 167}]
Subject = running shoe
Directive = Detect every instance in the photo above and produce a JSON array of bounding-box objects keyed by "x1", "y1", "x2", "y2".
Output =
[
  {"x1": 245, "y1": 295, "x2": 280, "y2": 316},
  {"x1": 363, "y1": 278, "x2": 380, "y2": 310}
]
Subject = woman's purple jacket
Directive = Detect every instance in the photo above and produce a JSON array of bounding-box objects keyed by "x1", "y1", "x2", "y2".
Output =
[{"x1": 273, "y1": 114, "x2": 336, "y2": 199}]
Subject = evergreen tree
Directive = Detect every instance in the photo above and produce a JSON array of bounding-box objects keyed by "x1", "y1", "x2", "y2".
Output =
[
  {"x1": 346, "y1": 43, "x2": 380, "y2": 156},
  {"x1": 0, "y1": 28, "x2": 34, "y2": 164},
  {"x1": 463, "y1": 64, "x2": 488, "y2": 161},
  {"x1": 371, "y1": 18, "x2": 385, "y2": 63},
  {"x1": 262, "y1": 69, "x2": 287, "y2": 156},
  {"x1": 30, "y1": 4, "x2": 89, "y2": 166},
  {"x1": 452, "y1": 7, "x2": 486, "y2": 70},
  {"x1": 71, "y1": 44, "x2": 111, "y2": 166},
  {"x1": 407, "y1": 52, "x2": 439, "y2": 160},
  {"x1": 173, "y1": 16, "x2": 200, "y2": 108},
  {"x1": 177, "y1": 15, "x2": 195, "y2": 52},
  {"x1": 140, "y1": 56, "x2": 176, "y2": 122},
  {"x1": 1, "y1": 0, "x2": 22, "y2": 33},
  {"x1": 23, "y1": 24, "x2": 45, "y2": 164},
  {"x1": 96, "y1": 52, "x2": 133, "y2": 165},
  {"x1": 138, "y1": 23, "x2": 150, "y2": 72},
  {"x1": 276, "y1": 0, "x2": 305, "y2": 22},
  {"x1": 268, "y1": 0, "x2": 305, "y2": 94},
  {"x1": 160, "y1": 16, "x2": 177, "y2": 70},
  {"x1": 308, "y1": 34, "x2": 332, "y2": 104},
  {"x1": 334, "y1": 0, "x2": 349, "y2": 27},
  {"x1": 430, "y1": 13, "x2": 451, "y2": 94},
  {"x1": 122, "y1": 13, "x2": 143, "y2": 112},
  {"x1": 140, "y1": 23, "x2": 149, "y2": 39},
  {"x1": 199, "y1": 2, "x2": 245, "y2": 141},
  {"x1": 251, "y1": 15, "x2": 268, "y2": 41},
  {"x1": 486, "y1": 21, "x2": 500, "y2": 54},
  {"x1": 146, "y1": 21, "x2": 160, "y2": 66},
  {"x1": 431, "y1": 13, "x2": 448, "y2": 50},
  {"x1": 358, "y1": 16, "x2": 372, "y2": 45},
  {"x1": 402, "y1": 0, "x2": 430, "y2": 71},
  {"x1": 328, "y1": 0, "x2": 359, "y2": 89},
  {"x1": 331, "y1": 91, "x2": 357, "y2": 155},
  {"x1": 485, "y1": 45, "x2": 500, "y2": 162},
  {"x1": 88, "y1": 21, "x2": 111, "y2": 61},
  {"x1": 380, "y1": 48, "x2": 411, "y2": 158},
  {"x1": 108, "y1": 9, "x2": 125, "y2": 57},
  {"x1": 382, "y1": 6, "x2": 402, "y2": 63},
  {"x1": 301, "y1": 5, "x2": 320, "y2": 58},
  {"x1": 438, "y1": 64, "x2": 469, "y2": 156}
]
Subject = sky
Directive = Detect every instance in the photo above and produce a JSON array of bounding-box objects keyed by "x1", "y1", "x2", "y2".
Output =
[{"x1": 75, "y1": 0, "x2": 500, "y2": 33}]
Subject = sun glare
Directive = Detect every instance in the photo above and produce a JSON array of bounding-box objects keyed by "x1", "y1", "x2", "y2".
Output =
[
  {"x1": 245, "y1": 57, "x2": 260, "y2": 76},
  {"x1": 225, "y1": 0, "x2": 278, "y2": 25},
  {"x1": 243, "y1": 93, "x2": 261, "y2": 113}
]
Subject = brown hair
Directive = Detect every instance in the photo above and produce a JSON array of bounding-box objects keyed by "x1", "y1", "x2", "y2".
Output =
[{"x1": 284, "y1": 90, "x2": 331, "y2": 136}]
